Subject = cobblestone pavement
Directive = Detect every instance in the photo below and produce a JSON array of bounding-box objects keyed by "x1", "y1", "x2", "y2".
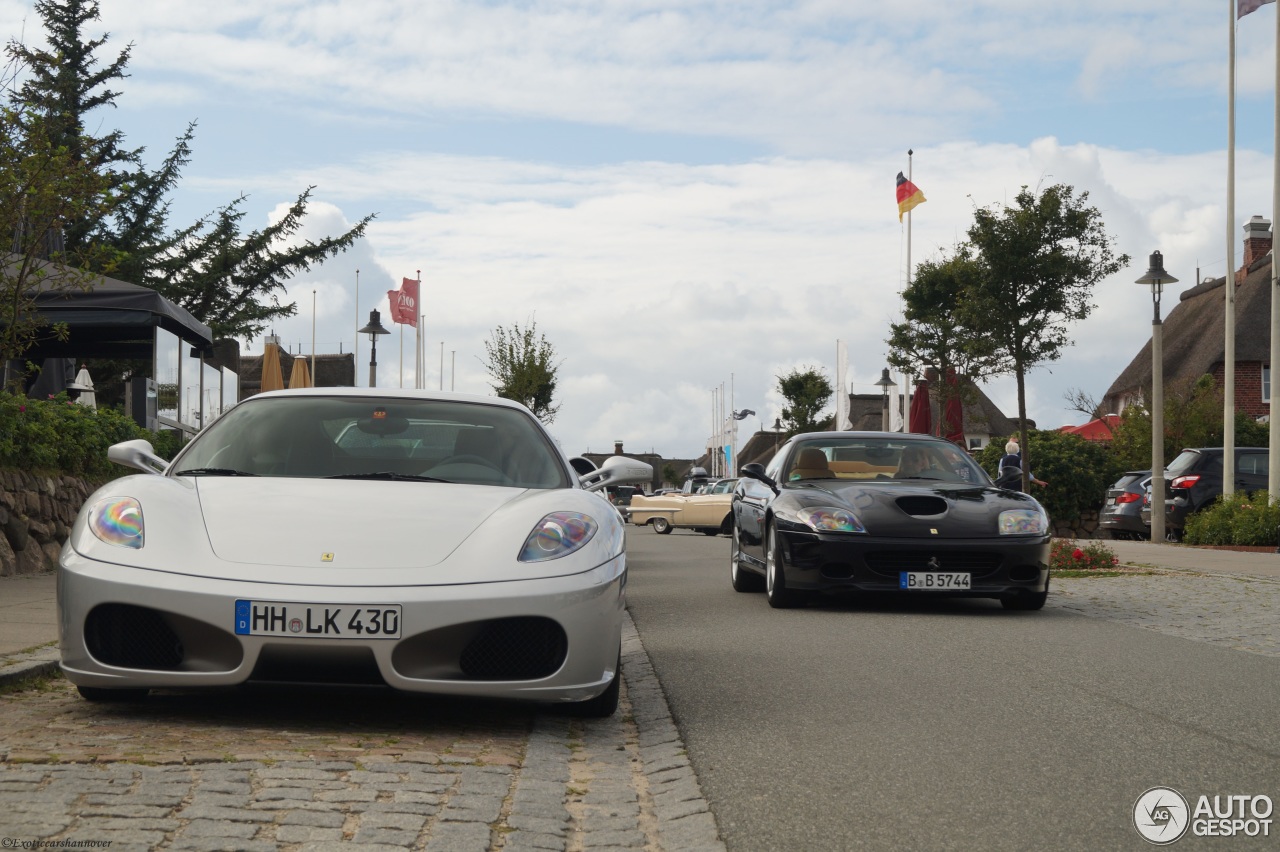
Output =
[
  {"x1": 1051, "y1": 568, "x2": 1280, "y2": 658},
  {"x1": 0, "y1": 616, "x2": 724, "y2": 852}
]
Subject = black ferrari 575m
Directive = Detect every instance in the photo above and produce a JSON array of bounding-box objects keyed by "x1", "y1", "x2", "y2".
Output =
[{"x1": 730, "y1": 432, "x2": 1051, "y2": 610}]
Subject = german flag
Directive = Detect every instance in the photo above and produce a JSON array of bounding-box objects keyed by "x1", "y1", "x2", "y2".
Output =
[{"x1": 896, "y1": 172, "x2": 925, "y2": 221}]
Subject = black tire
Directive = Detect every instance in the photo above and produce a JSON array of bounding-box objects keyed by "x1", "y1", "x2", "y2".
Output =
[
  {"x1": 765, "y1": 524, "x2": 803, "y2": 608},
  {"x1": 701, "y1": 528, "x2": 719, "y2": 536},
  {"x1": 730, "y1": 522, "x2": 765, "y2": 593},
  {"x1": 565, "y1": 650, "x2": 621, "y2": 717},
  {"x1": 77, "y1": 685, "x2": 149, "y2": 702},
  {"x1": 652, "y1": 517, "x2": 672, "y2": 534},
  {"x1": 719, "y1": 515, "x2": 733, "y2": 536},
  {"x1": 1001, "y1": 578, "x2": 1049, "y2": 611}
]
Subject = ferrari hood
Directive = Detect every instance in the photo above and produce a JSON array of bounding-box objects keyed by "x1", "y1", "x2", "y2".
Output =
[
  {"x1": 790, "y1": 480, "x2": 1043, "y2": 538},
  {"x1": 197, "y1": 478, "x2": 522, "y2": 569}
]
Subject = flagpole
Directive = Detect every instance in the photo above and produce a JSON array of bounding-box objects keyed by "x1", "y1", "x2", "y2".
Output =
[
  {"x1": 311, "y1": 289, "x2": 316, "y2": 382},
  {"x1": 1224, "y1": 0, "x2": 1238, "y2": 499},
  {"x1": 907, "y1": 149, "x2": 914, "y2": 290},
  {"x1": 1271, "y1": 0, "x2": 1280, "y2": 498},
  {"x1": 354, "y1": 269, "x2": 360, "y2": 387},
  {"x1": 415, "y1": 270, "x2": 422, "y2": 390}
]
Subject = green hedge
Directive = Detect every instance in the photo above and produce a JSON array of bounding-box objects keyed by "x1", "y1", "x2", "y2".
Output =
[
  {"x1": 977, "y1": 429, "x2": 1124, "y2": 526},
  {"x1": 1183, "y1": 491, "x2": 1280, "y2": 546},
  {"x1": 0, "y1": 391, "x2": 186, "y2": 482}
]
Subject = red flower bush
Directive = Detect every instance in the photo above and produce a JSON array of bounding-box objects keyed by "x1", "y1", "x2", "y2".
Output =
[{"x1": 1050, "y1": 538, "x2": 1120, "y2": 572}]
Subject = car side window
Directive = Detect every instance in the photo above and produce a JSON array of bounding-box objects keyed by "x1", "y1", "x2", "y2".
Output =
[
  {"x1": 764, "y1": 451, "x2": 786, "y2": 483},
  {"x1": 1238, "y1": 453, "x2": 1268, "y2": 475}
]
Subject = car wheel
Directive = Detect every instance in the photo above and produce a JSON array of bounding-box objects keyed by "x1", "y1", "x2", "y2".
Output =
[
  {"x1": 719, "y1": 515, "x2": 733, "y2": 536},
  {"x1": 765, "y1": 524, "x2": 803, "y2": 609},
  {"x1": 1001, "y1": 578, "x2": 1049, "y2": 611},
  {"x1": 76, "y1": 686, "x2": 149, "y2": 702},
  {"x1": 565, "y1": 649, "x2": 621, "y2": 718},
  {"x1": 652, "y1": 517, "x2": 672, "y2": 534},
  {"x1": 731, "y1": 523, "x2": 764, "y2": 593},
  {"x1": 701, "y1": 528, "x2": 719, "y2": 536}
]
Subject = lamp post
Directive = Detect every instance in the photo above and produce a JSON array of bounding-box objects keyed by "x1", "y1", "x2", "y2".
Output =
[
  {"x1": 358, "y1": 309, "x2": 391, "y2": 388},
  {"x1": 875, "y1": 368, "x2": 897, "y2": 432},
  {"x1": 773, "y1": 417, "x2": 783, "y2": 453},
  {"x1": 1136, "y1": 251, "x2": 1177, "y2": 543}
]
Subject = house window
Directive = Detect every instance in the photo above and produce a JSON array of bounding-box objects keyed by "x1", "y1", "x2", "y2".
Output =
[
  {"x1": 968, "y1": 437, "x2": 985, "y2": 451},
  {"x1": 1265, "y1": 365, "x2": 1272, "y2": 404}
]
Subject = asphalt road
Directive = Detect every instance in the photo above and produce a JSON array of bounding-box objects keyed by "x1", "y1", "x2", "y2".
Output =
[{"x1": 623, "y1": 527, "x2": 1280, "y2": 851}]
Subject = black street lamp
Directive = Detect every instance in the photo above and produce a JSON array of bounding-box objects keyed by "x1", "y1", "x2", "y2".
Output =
[
  {"x1": 874, "y1": 368, "x2": 897, "y2": 432},
  {"x1": 1135, "y1": 251, "x2": 1177, "y2": 543},
  {"x1": 358, "y1": 309, "x2": 391, "y2": 388}
]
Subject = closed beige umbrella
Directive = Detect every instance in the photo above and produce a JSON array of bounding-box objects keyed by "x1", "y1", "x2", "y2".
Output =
[
  {"x1": 288, "y1": 356, "x2": 313, "y2": 389},
  {"x1": 260, "y1": 343, "x2": 285, "y2": 393}
]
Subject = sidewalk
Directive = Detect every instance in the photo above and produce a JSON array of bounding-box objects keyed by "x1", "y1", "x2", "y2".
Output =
[{"x1": 0, "y1": 571, "x2": 59, "y2": 685}]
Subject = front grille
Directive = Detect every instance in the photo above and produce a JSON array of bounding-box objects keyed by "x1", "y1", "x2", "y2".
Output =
[
  {"x1": 459, "y1": 617, "x2": 567, "y2": 681},
  {"x1": 85, "y1": 604, "x2": 184, "y2": 670},
  {"x1": 865, "y1": 550, "x2": 1003, "y2": 578}
]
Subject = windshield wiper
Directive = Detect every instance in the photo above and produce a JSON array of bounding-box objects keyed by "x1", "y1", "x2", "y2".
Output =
[
  {"x1": 175, "y1": 467, "x2": 259, "y2": 477},
  {"x1": 326, "y1": 472, "x2": 452, "y2": 483}
]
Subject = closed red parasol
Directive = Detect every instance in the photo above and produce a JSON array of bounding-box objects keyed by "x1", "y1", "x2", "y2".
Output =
[{"x1": 908, "y1": 379, "x2": 932, "y2": 434}]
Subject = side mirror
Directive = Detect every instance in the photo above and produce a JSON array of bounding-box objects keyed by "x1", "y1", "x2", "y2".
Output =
[
  {"x1": 740, "y1": 462, "x2": 778, "y2": 494},
  {"x1": 107, "y1": 439, "x2": 169, "y2": 475},
  {"x1": 578, "y1": 455, "x2": 653, "y2": 492}
]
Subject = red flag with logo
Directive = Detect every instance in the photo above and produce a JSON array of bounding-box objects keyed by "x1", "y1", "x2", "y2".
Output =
[{"x1": 387, "y1": 277, "x2": 419, "y2": 327}]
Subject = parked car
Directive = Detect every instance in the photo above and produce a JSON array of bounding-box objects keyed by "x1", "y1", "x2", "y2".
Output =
[
  {"x1": 730, "y1": 432, "x2": 1051, "y2": 610},
  {"x1": 628, "y1": 487, "x2": 733, "y2": 536},
  {"x1": 1099, "y1": 470, "x2": 1151, "y2": 540},
  {"x1": 1141, "y1": 447, "x2": 1269, "y2": 540},
  {"x1": 58, "y1": 388, "x2": 651, "y2": 716}
]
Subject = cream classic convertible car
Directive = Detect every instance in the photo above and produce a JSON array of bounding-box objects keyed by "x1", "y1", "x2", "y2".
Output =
[{"x1": 628, "y1": 478, "x2": 736, "y2": 535}]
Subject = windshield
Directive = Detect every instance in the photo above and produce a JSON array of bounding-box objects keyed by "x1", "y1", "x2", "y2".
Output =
[
  {"x1": 784, "y1": 437, "x2": 989, "y2": 484},
  {"x1": 171, "y1": 395, "x2": 571, "y2": 488}
]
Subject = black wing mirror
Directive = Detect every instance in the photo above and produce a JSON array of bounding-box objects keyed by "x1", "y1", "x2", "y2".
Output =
[{"x1": 740, "y1": 463, "x2": 779, "y2": 494}]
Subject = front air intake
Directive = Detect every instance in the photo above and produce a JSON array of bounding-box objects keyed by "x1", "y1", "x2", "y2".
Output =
[
  {"x1": 85, "y1": 603, "x2": 184, "y2": 669},
  {"x1": 459, "y1": 617, "x2": 568, "y2": 680}
]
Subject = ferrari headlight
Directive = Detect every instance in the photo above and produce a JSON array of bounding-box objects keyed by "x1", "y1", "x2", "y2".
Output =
[
  {"x1": 797, "y1": 506, "x2": 866, "y2": 534},
  {"x1": 519, "y1": 512, "x2": 598, "y2": 562},
  {"x1": 998, "y1": 508, "x2": 1049, "y2": 535},
  {"x1": 87, "y1": 497, "x2": 144, "y2": 549}
]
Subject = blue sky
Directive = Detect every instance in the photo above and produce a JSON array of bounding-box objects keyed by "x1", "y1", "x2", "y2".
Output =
[{"x1": 5, "y1": 0, "x2": 1279, "y2": 458}]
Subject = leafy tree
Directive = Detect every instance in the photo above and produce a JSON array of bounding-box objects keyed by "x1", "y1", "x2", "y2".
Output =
[
  {"x1": 8, "y1": 0, "x2": 372, "y2": 341},
  {"x1": 977, "y1": 428, "x2": 1122, "y2": 526},
  {"x1": 776, "y1": 367, "x2": 832, "y2": 436},
  {"x1": 482, "y1": 318, "x2": 562, "y2": 423},
  {"x1": 962, "y1": 184, "x2": 1129, "y2": 490},
  {"x1": 887, "y1": 246, "x2": 1009, "y2": 436},
  {"x1": 0, "y1": 97, "x2": 114, "y2": 386}
]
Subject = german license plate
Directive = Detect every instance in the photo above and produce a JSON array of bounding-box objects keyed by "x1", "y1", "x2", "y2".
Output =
[
  {"x1": 234, "y1": 600, "x2": 402, "y2": 638},
  {"x1": 900, "y1": 572, "x2": 971, "y2": 590}
]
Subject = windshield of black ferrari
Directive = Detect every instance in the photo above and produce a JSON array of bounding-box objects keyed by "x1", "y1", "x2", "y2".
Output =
[
  {"x1": 784, "y1": 438, "x2": 989, "y2": 485},
  {"x1": 171, "y1": 397, "x2": 571, "y2": 488}
]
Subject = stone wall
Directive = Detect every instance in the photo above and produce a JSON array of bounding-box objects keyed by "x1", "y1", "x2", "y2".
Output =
[
  {"x1": 1053, "y1": 509, "x2": 1102, "y2": 540},
  {"x1": 0, "y1": 470, "x2": 95, "y2": 576}
]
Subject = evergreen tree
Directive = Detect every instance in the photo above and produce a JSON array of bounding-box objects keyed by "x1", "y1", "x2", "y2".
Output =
[{"x1": 7, "y1": 0, "x2": 372, "y2": 341}]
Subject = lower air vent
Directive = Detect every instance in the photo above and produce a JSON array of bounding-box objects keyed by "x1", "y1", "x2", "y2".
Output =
[
  {"x1": 459, "y1": 617, "x2": 568, "y2": 681},
  {"x1": 865, "y1": 551, "x2": 1002, "y2": 578},
  {"x1": 85, "y1": 603, "x2": 184, "y2": 670}
]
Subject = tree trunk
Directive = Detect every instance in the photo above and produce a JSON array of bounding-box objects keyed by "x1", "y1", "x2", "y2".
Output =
[{"x1": 1016, "y1": 361, "x2": 1030, "y2": 493}]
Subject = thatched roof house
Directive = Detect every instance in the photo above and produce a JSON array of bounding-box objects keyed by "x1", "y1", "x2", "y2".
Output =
[{"x1": 1102, "y1": 216, "x2": 1274, "y2": 418}]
